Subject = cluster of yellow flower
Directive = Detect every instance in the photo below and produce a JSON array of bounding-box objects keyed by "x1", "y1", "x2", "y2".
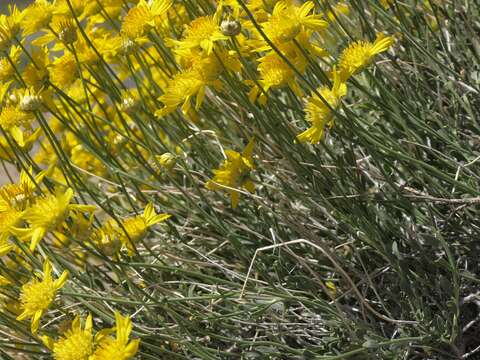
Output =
[
  {"x1": 0, "y1": 0, "x2": 395, "y2": 209},
  {"x1": 42, "y1": 310, "x2": 140, "y2": 360},
  {"x1": 0, "y1": 167, "x2": 150, "y2": 358},
  {"x1": 0, "y1": 0, "x2": 397, "y2": 357},
  {"x1": 15, "y1": 259, "x2": 139, "y2": 359}
]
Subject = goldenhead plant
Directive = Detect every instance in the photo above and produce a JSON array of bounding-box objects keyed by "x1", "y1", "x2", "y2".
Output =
[{"x1": 0, "y1": 0, "x2": 479, "y2": 358}]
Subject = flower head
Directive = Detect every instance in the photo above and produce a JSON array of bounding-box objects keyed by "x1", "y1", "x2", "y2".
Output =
[
  {"x1": 91, "y1": 312, "x2": 140, "y2": 360},
  {"x1": 23, "y1": 46, "x2": 50, "y2": 91},
  {"x1": 91, "y1": 203, "x2": 170, "y2": 257},
  {"x1": 52, "y1": 0, "x2": 86, "y2": 18},
  {"x1": 57, "y1": 19, "x2": 78, "y2": 44},
  {"x1": 116, "y1": 203, "x2": 171, "y2": 256},
  {"x1": 263, "y1": 1, "x2": 327, "y2": 45},
  {"x1": 0, "y1": 6, "x2": 23, "y2": 52},
  {"x1": 23, "y1": 189, "x2": 74, "y2": 249},
  {"x1": 297, "y1": 70, "x2": 347, "y2": 144},
  {"x1": 122, "y1": 0, "x2": 172, "y2": 40},
  {"x1": 0, "y1": 166, "x2": 48, "y2": 212},
  {"x1": 156, "y1": 68, "x2": 205, "y2": 117},
  {"x1": 50, "y1": 53, "x2": 78, "y2": 88},
  {"x1": 89, "y1": 224, "x2": 122, "y2": 257},
  {"x1": 174, "y1": 15, "x2": 228, "y2": 55},
  {"x1": 338, "y1": 34, "x2": 394, "y2": 80},
  {"x1": 11, "y1": 188, "x2": 96, "y2": 251},
  {"x1": 19, "y1": 88, "x2": 43, "y2": 112},
  {"x1": 21, "y1": 0, "x2": 55, "y2": 36},
  {"x1": 0, "y1": 128, "x2": 41, "y2": 162},
  {"x1": 155, "y1": 152, "x2": 177, "y2": 172},
  {"x1": 206, "y1": 139, "x2": 255, "y2": 208},
  {"x1": 42, "y1": 314, "x2": 94, "y2": 360},
  {"x1": 0, "y1": 105, "x2": 34, "y2": 146},
  {"x1": 17, "y1": 259, "x2": 69, "y2": 334},
  {"x1": 0, "y1": 206, "x2": 22, "y2": 250},
  {"x1": 0, "y1": 45, "x2": 21, "y2": 82},
  {"x1": 156, "y1": 50, "x2": 237, "y2": 116},
  {"x1": 379, "y1": 0, "x2": 394, "y2": 9},
  {"x1": 249, "y1": 45, "x2": 305, "y2": 104}
]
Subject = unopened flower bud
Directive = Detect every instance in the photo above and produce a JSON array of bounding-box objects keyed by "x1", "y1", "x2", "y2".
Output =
[
  {"x1": 122, "y1": 38, "x2": 136, "y2": 55},
  {"x1": 157, "y1": 152, "x2": 177, "y2": 171},
  {"x1": 119, "y1": 96, "x2": 139, "y2": 115},
  {"x1": 20, "y1": 94, "x2": 42, "y2": 112},
  {"x1": 8, "y1": 93, "x2": 18, "y2": 104},
  {"x1": 100, "y1": 236, "x2": 121, "y2": 257},
  {"x1": 58, "y1": 22, "x2": 77, "y2": 44},
  {"x1": 221, "y1": 20, "x2": 241, "y2": 36}
]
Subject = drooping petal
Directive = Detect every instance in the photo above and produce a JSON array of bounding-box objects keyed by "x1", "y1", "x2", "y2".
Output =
[
  {"x1": 53, "y1": 270, "x2": 69, "y2": 290},
  {"x1": 31, "y1": 310, "x2": 43, "y2": 334}
]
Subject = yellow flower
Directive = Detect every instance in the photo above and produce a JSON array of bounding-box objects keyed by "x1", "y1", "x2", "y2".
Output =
[
  {"x1": 11, "y1": 188, "x2": 96, "y2": 251},
  {"x1": 0, "y1": 207, "x2": 22, "y2": 255},
  {"x1": 0, "y1": 169, "x2": 35, "y2": 248},
  {"x1": 55, "y1": 18, "x2": 78, "y2": 44},
  {"x1": 23, "y1": 46, "x2": 50, "y2": 91},
  {"x1": 54, "y1": 210, "x2": 95, "y2": 249},
  {"x1": 19, "y1": 87, "x2": 44, "y2": 112},
  {"x1": 0, "y1": 167, "x2": 48, "y2": 212},
  {"x1": 50, "y1": 53, "x2": 78, "y2": 88},
  {"x1": 0, "y1": 5, "x2": 23, "y2": 52},
  {"x1": 116, "y1": 203, "x2": 171, "y2": 256},
  {"x1": 249, "y1": 45, "x2": 305, "y2": 104},
  {"x1": 206, "y1": 139, "x2": 255, "y2": 209},
  {"x1": 91, "y1": 312, "x2": 140, "y2": 360},
  {"x1": 325, "y1": 281, "x2": 337, "y2": 298},
  {"x1": 155, "y1": 152, "x2": 177, "y2": 172},
  {"x1": 84, "y1": 0, "x2": 123, "y2": 22},
  {"x1": 0, "y1": 45, "x2": 21, "y2": 82},
  {"x1": 91, "y1": 203, "x2": 170, "y2": 257},
  {"x1": 297, "y1": 70, "x2": 347, "y2": 144},
  {"x1": 90, "y1": 223, "x2": 122, "y2": 257},
  {"x1": 122, "y1": 0, "x2": 172, "y2": 40},
  {"x1": 338, "y1": 34, "x2": 394, "y2": 81},
  {"x1": 0, "y1": 79, "x2": 10, "y2": 102},
  {"x1": 0, "y1": 128, "x2": 41, "y2": 161},
  {"x1": 173, "y1": 14, "x2": 228, "y2": 55},
  {"x1": 259, "y1": 52, "x2": 296, "y2": 88},
  {"x1": 223, "y1": 0, "x2": 280, "y2": 17},
  {"x1": 32, "y1": 15, "x2": 78, "y2": 48},
  {"x1": 156, "y1": 68, "x2": 205, "y2": 117},
  {"x1": 42, "y1": 314, "x2": 94, "y2": 360},
  {"x1": 221, "y1": 0, "x2": 278, "y2": 19},
  {"x1": 70, "y1": 29, "x2": 119, "y2": 66},
  {"x1": 0, "y1": 105, "x2": 34, "y2": 147},
  {"x1": 71, "y1": 144, "x2": 106, "y2": 177},
  {"x1": 17, "y1": 259, "x2": 69, "y2": 334},
  {"x1": 263, "y1": 1, "x2": 328, "y2": 45},
  {"x1": 53, "y1": 0, "x2": 86, "y2": 18},
  {"x1": 21, "y1": 0, "x2": 56, "y2": 36},
  {"x1": 156, "y1": 51, "x2": 237, "y2": 116}
]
